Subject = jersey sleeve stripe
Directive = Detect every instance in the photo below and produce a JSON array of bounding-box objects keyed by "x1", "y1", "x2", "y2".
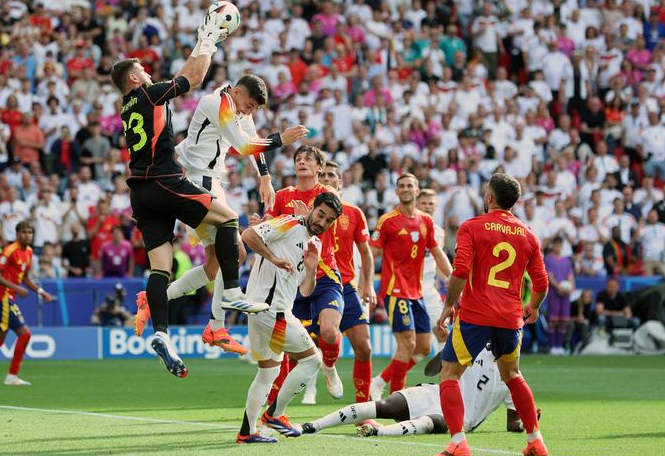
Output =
[
  {"x1": 266, "y1": 215, "x2": 301, "y2": 233},
  {"x1": 375, "y1": 209, "x2": 399, "y2": 231}
]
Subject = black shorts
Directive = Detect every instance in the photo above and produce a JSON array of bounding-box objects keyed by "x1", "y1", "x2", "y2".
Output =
[{"x1": 127, "y1": 176, "x2": 212, "y2": 251}]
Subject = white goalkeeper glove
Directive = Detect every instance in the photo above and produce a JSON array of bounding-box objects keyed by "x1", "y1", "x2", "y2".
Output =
[{"x1": 191, "y1": 10, "x2": 229, "y2": 57}]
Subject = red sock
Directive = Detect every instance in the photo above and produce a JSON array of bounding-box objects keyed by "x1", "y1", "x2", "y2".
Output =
[
  {"x1": 380, "y1": 358, "x2": 416, "y2": 383},
  {"x1": 389, "y1": 359, "x2": 410, "y2": 393},
  {"x1": 440, "y1": 379, "x2": 465, "y2": 436},
  {"x1": 319, "y1": 333, "x2": 341, "y2": 368},
  {"x1": 267, "y1": 355, "x2": 289, "y2": 405},
  {"x1": 9, "y1": 332, "x2": 31, "y2": 376},
  {"x1": 353, "y1": 359, "x2": 372, "y2": 402},
  {"x1": 506, "y1": 376, "x2": 539, "y2": 433}
]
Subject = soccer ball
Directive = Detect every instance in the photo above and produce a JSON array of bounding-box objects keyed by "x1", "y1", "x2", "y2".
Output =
[
  {"x1": 209, "y1": 1, "x2": 241, "y2": 35},
  {"x1": 559, "y1": 280, "x2": 573, "y2": 293}
]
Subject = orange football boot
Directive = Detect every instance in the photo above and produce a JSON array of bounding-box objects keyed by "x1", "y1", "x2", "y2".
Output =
[{"x1": 202, "y1": 323, "x2": 248, "y2": 355}]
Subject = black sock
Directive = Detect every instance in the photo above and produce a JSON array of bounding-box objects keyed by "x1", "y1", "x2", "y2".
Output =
[
  {"x1": 266, "y1": 399, "x2": 276, "y2": 417},
  {"x1": 215, "y1": 219, "x2": 240, "y2": 289},
  {"x1": 146, "y1": 270, "x2": 170, "y2": 333},
  {"x1": 239, "y1": 411, "x2": 251, "y2": 436}
]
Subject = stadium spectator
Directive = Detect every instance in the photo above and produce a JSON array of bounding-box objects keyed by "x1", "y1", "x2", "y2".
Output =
[
  {"x1": 99, "y1": 225, "x2": 133, "y2": 279},
  {"x1": 62, "y1": 222, "x2": 90, "y2": 278},
  {"x1": 86, "y1": 199, "x2": 120, "y2": 278},
  {"x1": 568, "y1": 289, "x2": 593, "y2": 353},
  {"x1": 595, "y1": 277, "x2": 641, "y2": 332},
  {"x1": 545, "y1": 237, "x2": 575, "y2": 355},
  {"x1": 639, "y1": 209, "x2": 665, "y2": 276}
]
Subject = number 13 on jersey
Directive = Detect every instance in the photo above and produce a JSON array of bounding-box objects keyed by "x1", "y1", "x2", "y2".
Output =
[{"x1": 122, "y1": 112, "x2": 147, "y2": 153}]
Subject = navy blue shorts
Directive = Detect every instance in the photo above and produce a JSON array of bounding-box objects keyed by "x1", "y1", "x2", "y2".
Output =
[
  {"x1": 385, "y1": 295, "x2": 430, "y2": 334},
  {"x1": 293, "y1": 273, "x2": 344, "y2": 335},
  {"x1": 1, "y1": 296, "x2": 26, "y2": 332},
  {"x1": 441, "y1": 318, "x2": 522, "y2": 367},
  {"x1": 340, "y1": 283, "x2": 369, "y2": 333}
]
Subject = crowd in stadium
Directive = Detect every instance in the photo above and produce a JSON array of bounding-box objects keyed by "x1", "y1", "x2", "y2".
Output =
[{"x1": 0, "y1": 0, "x2": 664, "y2": 346}]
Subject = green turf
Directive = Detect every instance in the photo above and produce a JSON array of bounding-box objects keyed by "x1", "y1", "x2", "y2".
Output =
[{"x1": 1, "y1": 355, "x2": 663, "y2": 455}]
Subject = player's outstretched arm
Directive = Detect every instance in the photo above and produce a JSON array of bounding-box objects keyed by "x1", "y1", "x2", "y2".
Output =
[{"x1": 176, "y1": 9, "x2": 227, "y2": 90}]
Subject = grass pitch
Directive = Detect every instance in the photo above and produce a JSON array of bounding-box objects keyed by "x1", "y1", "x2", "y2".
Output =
[{"x1": 0, "y1": 355, "x2": 663, "y2": 456}]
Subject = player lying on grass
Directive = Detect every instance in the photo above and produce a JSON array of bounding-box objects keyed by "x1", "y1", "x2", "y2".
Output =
[
  {"x1": 300, "y1": 347, "x2": 524, "y2": 437},
  {"x1": 236, "y1": 192, "x2": 343, "y2": 444}
]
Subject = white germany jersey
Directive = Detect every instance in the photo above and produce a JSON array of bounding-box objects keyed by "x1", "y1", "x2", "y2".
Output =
[
  {"x1": 175, "y1": 86, "x2": 270, "y2": 178},
  {"x1": 422, "y1": 224, "x2": 445, "y2": 297},
  {"x1": 401, "y1": 349, "x2": 513, "y2": 430},
  {"x1": 246, "y1": 215, "x2": 322, "y2": 312}
]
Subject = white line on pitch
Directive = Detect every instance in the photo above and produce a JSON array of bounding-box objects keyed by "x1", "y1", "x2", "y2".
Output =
[{"x1": 0, "y1": 405, "x2": 524, "y2": 455}]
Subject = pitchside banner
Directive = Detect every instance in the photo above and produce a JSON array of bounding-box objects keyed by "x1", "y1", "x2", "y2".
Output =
[{"x1": 0, "y1": 325, "x2": 398, "y2": 361}]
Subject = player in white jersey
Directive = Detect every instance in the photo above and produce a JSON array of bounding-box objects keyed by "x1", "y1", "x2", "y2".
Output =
[
  {"x1": 134, "y1": 75, "x2": 308, "y2": 354},
  {"x1": 300, "y1": 348, "x2": 523, "y2": 438},
  {"x1": 416, "y1": 189, "x2": 448, "y2": 351},
  {"x1": 236, "y1": 192, "x2": 343, "y2": 444}
]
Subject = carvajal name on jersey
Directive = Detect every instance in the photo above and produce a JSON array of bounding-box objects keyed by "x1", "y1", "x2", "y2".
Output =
[{"x1": 484, "y1": 222, "x2": 525, "y2": 237}]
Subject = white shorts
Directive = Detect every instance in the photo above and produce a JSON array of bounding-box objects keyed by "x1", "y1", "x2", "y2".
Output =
[
  {"x1": 397, "y1": 384, "x2": 441, "y2": 419},
  {"x1": 423, "y1": 292, "x2": 443, "y2": 330},
  {"x1": 248, "y1": 309, "x2": 316, "y2": 362},
  {"x1": 185, "y1": 172, "x2": 227, "y2": 247}
]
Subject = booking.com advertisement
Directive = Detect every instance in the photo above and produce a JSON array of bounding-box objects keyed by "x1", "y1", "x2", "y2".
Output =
[{"x1": 0, "y1": 325, "x2": 398, "y2": 361}]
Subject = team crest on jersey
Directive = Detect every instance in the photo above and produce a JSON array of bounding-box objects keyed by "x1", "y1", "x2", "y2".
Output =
[
  {"x1": 410, "y1": 231, "x2": 420, "y2": 243},
  {"x1": 338, "y1": 214, "x2": 349, "y2": 230}
]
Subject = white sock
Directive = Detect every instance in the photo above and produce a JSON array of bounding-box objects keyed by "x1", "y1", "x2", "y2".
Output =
[
  {"x1": 373, "y1": 375, "x2": 386, "y2": 388},
  {"x1": 313, "y1": 401, "x2": 377, "y2": 431},
  {"x1": 224, "y1": 286, "x2": 243, "y2": 300},
  {"x1": 167, "y1": 266, "x2": 210, "y2": 300},
  {"x1": 451, "y1": 431, "x2": 466, "y2": 444},
  {"x1": 377, "y1": 416, "x2": 434, "y2": 436},
  {"x1": 209, "y1": 270, "x2": 225, "y2": 329},
  {"x1": 304, "y1": 374, "x2": 317, "y2": 393},
  {"x1": 272, "y1": 352, "x2": 322, "y2": 417},
  {"x1": 528, "y1": 430, "x2": 542, "y2": 442},
  {"x1": 411, "y1": 354, "x2": 425, "y2": 363},
  {"x1": 244, "y1": 366, "x2": 280, "y2": 434}
]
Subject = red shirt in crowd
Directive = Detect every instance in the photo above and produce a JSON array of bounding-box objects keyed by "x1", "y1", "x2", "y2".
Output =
[{"x1": 87, "y1": 214, "x2": 121, "y2": 260}]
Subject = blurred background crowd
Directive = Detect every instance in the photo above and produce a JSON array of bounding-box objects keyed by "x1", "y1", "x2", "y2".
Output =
[{"x1": 1, "y1": 0, "x2": 664, "y2": 349}]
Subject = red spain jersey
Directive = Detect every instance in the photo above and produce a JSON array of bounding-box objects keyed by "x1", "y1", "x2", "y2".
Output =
[
  {"x1": 333, "y1": 202, "x2": 369, "y2": 285},
  {"x1": 0, "y1": 242, "x2": 33, "y2": 301},
  {"x1": 370, "y1": 208, "x2": 437, "y2": 300},
  {"x1": 452, "y1": 210, "x2": 548, "y2": 330},
  {"x1": 268, "y1": 183, "x2": 339, "y2": 280}
]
